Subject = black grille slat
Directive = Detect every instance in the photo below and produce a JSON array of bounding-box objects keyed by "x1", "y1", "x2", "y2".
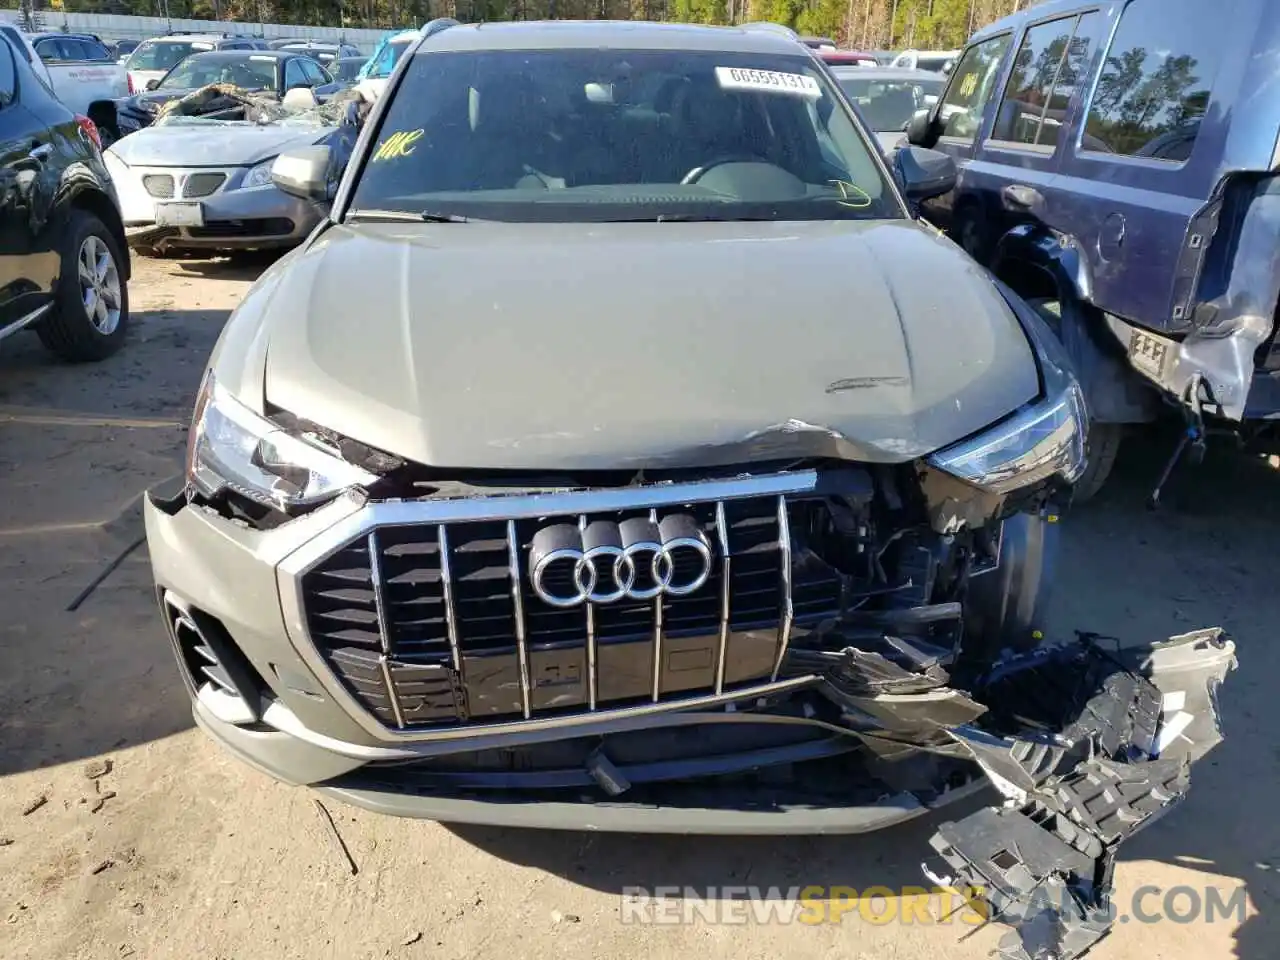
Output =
[{"x1": 298, "y1": 480, "x2": 859, "y2": 730}]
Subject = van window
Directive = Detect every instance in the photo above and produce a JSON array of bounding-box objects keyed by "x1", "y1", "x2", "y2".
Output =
[
  {"x1": 1082, "y1": 3, "x2": 1224, "y2": 159},
  {"x1": 992, "y1": 12, "x2": 1102, "y2": 148},
  {"x1": 935, "y1": 34, "x2": 1012, "y2": 142},
  {"x1": 0, "y1": 36, "x2": 14, "y2": 106}
]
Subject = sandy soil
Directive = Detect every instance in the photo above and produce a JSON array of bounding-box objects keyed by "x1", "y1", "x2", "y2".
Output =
[{"x1": 1, "y1": 254, "x2": 1276, "y2": 960}]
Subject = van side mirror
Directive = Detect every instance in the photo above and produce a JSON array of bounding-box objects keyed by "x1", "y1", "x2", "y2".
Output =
[
  {"x1": 271, "y1": 145, "x2": 330, "y2": 202},
  {"x1": 145, "y1": 78, "x2": 161, "y2": 91},
  {"x1": 894, "y1": 146, "x2": 957, "y2": 202},
  {"x1": 906, "y1": 108, "x2": 934, "y2": 146}
]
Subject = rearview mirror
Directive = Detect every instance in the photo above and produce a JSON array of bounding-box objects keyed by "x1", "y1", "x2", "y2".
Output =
[
  {"x1": 145, "y1": 78, "x2": 161, "y2": 91},
  {"x1": 271, "y1": 145, "x2": 330, "y2": 202},
  {"x1": 905, "y1": 108, "x2": 933, "y2": 146},
  {"x1": 894, "y1": 146, "x2": 957, "y2": 202}
]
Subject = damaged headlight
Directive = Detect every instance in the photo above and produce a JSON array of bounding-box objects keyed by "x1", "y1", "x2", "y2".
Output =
[
  {"x1": 186, "y1": 373, "x2": 377, "y2": 510},
  {"x1": 927, "y1": 288, "x2": 1087, "y2": 494},
  {"x1": 240, "y1": 158, "x2": 276, "y2": 189}
]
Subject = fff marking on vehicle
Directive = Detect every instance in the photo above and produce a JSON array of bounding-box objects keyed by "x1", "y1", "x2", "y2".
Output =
[
  {"x1": 372, "y1": 128, "x2": 425, "y2": 162},
  {"x1": 714, "y1": 66, "x2": 822, "y2": 98}
]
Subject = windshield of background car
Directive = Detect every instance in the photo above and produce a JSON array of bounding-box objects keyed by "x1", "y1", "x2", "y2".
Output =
[
  {"x1": 335, "y1": 57, "x2": 367, "y2": 81},
  {"x1": 837, "y1": 75, "x2": 944, "y2": 130},
  {"x1": 160, "y1": 54, "x2": 278, "y2": 90},
  {"x1": 350, "y1": 48, "x2": 900, "y2": 223},
  {"x1": 130, "y1": 40, "x2": 214, "y2": 71},
  {"x1": 367, "y1": 37, "x2": 413, "y2": 78}
]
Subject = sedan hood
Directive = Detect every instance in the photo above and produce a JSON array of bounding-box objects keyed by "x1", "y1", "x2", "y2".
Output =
[
  {"x1": 251, "y1": 219, "x2": 1039, "y2": 470},
  {"x1": 108, "y1": 122, "x2": 326, "y2": 167}
]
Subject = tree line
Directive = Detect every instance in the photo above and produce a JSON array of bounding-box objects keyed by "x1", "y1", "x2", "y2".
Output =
[{"x1": 30, "y1": 0, "x2": 1041, "y2": 52}]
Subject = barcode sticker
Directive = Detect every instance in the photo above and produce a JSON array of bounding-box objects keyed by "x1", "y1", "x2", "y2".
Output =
[{"x1": 715, "y1": 67, "x2": 822, "y2": 98}]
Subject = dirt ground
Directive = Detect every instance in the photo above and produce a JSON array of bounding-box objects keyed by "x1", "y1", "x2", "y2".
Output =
[{"x1": 1, "y1": 254, "x2": 1277, "y2": 960}]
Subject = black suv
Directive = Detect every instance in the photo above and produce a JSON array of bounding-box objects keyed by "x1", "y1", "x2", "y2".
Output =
[
  {"x1": 906, "y1": 0, "x2": 1280, "y2": 501},
  {"x1": 0, "y1": 31, "x2": 131, "y2": 360}
]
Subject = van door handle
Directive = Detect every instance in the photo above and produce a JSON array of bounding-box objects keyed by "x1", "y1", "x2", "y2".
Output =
[
  {"x1": 28, "y1": 143, "x2": 54, "y2": 162},
  {"x1": 1002, "y1": 184, "x2": 1043, "y2": 211}
]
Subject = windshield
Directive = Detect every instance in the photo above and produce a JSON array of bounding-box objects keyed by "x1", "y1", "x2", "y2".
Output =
[
  {"x1": 350, "y1": 48, "x2": 899, "y2": 223},
  {"x1": 335, "y1": 57, "x2": 367, "y2": 81},
  {"x1": 129, "y1": 40, "x2": 213, "y2": 71},
  {"x1": 367, "y1": 37, "x2": 414, "y2": 79},
  {"x1": 159, "y1": 54, "x2": 277, "y2": 90},
  {"x1": 837, "y1": 75, "x2": 944, "y2": 131}
]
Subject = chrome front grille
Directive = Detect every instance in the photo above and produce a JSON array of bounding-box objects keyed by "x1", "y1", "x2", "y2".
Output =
[{"x1": 294, "y1": 473, "x2": 851, "y2": 732}]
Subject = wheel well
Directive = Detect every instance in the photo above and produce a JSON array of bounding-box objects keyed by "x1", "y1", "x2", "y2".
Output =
[
  {"x1": 70, "y1": 190, "x2": 130, "y2": 281},
  {"x1": 994, "y1": 258, "x2": 1058, "y2": 303},
  {"x1": 86, "y1": 100, "x2": 118, "y2": 132}
]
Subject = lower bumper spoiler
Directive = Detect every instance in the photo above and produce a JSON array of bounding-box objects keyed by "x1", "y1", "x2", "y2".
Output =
[{"x1": 924, "y1": 628, "x2": 1235, "y2": 960}]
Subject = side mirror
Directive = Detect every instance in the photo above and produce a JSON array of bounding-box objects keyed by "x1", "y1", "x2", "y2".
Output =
[
  {"x1": 894, "y1": 145, "x2": 957, "y2": 202},
  {"x1": 145, "y1": 78, "x2": 160, "y2": 91},
  {"x1": 905, "y1": 108, "x2": 933, "y2": 146},
  {"x1": 271, "y1": 145, "x2": 330, "y2": 202}
]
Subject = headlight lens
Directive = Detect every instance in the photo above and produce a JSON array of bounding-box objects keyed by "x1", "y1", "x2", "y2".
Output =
[
  {"x1": 927, "y1": 285, "x2": 1088, "y2": 494},
  {"x1": 186, "y1": 373, "x2": 377, "y2": 510},
  {"x1": 927, "y1": 382, "x2": 1087, "y2": 493},
  {"x1": 240, "y1": 158, "x2": 276, "y2": 189}
]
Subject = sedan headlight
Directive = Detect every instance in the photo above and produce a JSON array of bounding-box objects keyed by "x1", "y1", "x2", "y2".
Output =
[
  {"x1": 186, "y1": 373, "x2": 377, "y2": 510},
  {"x1": 240, "y1": 157, "x2": 276, "y2": 189},
  {"x1": 927, "y1": 286, "x2": 1088, "y2": 494}
]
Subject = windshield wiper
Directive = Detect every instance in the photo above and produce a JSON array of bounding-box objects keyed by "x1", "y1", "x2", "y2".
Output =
[{"x1": 345, "y1": 209, "x2": 470, "y2": 223}]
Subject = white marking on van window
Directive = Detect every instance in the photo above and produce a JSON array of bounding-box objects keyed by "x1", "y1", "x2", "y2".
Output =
[{"x1": 715, "y1": 67, "x2": 822, "y2": 98}]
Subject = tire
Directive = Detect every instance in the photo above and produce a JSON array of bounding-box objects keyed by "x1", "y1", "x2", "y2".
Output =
[
  {"x1": 1071, "y1": 421, "x2": 1124, "y2": 503},
  {"x1": 962, "y1": 511, "x2": 1058, "y2": 664},
  {"x1": 1023, "y1": 297, "x2": 1125, "y2": 503},
  {"x1": 38, "y1": 210, "x2": 129, "y2": 362}
]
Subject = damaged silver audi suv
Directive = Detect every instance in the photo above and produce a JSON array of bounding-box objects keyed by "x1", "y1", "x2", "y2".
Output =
[{"x1": 145, "y1": 19, "x2": 1236, "y2": 959}]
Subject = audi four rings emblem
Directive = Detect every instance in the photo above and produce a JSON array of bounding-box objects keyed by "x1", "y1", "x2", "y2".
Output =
[{"x1": 528, "y1": 514, "x2": 714, "y2": 608}]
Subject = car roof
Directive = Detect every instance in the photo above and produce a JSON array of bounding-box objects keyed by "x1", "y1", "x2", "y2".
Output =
[
  {"x1": 30, "y1": 32, "x2": 104, "y2": 41},
  {"x1": 183, "y1": 48, "x2": 291, "y2": 59},
  {"x1": 831, "y1": 66, "x2": 946, "y2": 81},
  {"x1": 972, "y1": 0, "x2": 1088, "y2": 40},
  {"x1": 151, "y1": 33, "x2": 236, "y2": 41},
  {"x1": 421, "y1": 19, "x2": 810, "y2": 55}
]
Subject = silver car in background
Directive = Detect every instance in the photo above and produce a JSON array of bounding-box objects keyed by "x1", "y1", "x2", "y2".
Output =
[
  {"x1": 103, "y1": 88, "x2": 362, "y2": 256},
  {"x1": 832, "y1": 66, "x2": 945, "y2": 153}
]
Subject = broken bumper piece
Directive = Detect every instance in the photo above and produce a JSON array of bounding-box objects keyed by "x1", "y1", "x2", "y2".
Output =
[{"x1": 924, "y1": 628, "x2": 1236, "y2": 960}]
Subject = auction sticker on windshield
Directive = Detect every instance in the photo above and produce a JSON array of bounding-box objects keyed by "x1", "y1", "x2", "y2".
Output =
[{"x1": 715, "y1": 67, "x2": 822, "y2": 98}]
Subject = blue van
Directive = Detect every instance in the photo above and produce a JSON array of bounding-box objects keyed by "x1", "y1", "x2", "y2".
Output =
[{"x1": 906, "y1": 0, "x2": 1280, "y2": 502}]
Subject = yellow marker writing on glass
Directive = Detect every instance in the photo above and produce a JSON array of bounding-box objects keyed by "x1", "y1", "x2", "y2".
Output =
[
  {"x1": 830, "y1": 179, "x2": 873, "y2": 209},
  {"x1": 373, "y1": 128, "x2": 424, "y2": 162}
]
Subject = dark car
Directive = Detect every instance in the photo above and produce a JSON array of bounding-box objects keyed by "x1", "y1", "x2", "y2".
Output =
[
  {"x1": 115, "y1": 49, "x2": 342, "y2": 136},
  {"x1": 331, "y1": 55, "x2": 368, "y2": 84},
  {"x1": 112, "y1": 38, "x2": 140, "y2": 61},
  {"x1": 0, "y1": 32, "x2": 131, "y2": 360},
  {"x1": 906, "y1": 0, "x2": 1280, "y2": 502}
]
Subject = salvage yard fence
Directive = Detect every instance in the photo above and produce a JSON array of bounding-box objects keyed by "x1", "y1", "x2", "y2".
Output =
[{"x1": 0, "y1": 6, "x2": 398, "y2": 47}]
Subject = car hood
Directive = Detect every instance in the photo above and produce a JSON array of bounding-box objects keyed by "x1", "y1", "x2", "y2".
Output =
[
  {"x1": 245, "y1": 219, "x2": 1039, "y2": 471},
  {"x1": 108, "y1": 122, "x2": 328, "y2": 167}
]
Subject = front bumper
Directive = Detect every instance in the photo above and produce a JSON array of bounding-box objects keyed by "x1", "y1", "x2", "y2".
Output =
[
  {"x1": 147, "y1": 481, "x2": 1235, "y2": 958},
  {"x1": 110, "y1": 159, "x2": 323, "y2": 252}
]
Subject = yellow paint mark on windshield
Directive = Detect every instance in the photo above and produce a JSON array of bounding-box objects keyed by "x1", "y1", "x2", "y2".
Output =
[
  {"x1": 830, "y1": 180, "x2": 873, "y2": 209},
  {"x1": 372, "y1": 128, "x2": 424, "y2": 162}
]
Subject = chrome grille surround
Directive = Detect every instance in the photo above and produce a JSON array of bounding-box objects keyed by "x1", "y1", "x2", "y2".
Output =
[{"x1": 278, "y1": 471, "x2": 843, "y2": 744}]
